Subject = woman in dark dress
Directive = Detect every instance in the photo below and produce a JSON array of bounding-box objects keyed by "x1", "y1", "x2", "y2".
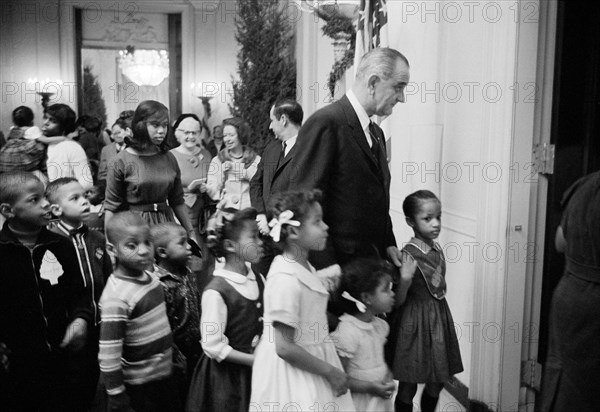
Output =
[{"x1": 540, "y1": 170, "x2": 600, "y2": 411}]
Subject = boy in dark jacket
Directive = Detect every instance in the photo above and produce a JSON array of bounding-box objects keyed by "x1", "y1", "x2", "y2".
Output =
[
  {"x1": 0, "y1": 171, "x2": 92, "y2": 411},
  {"x1": 46, "y1": 177, "x2": 112, "y2": 409}
]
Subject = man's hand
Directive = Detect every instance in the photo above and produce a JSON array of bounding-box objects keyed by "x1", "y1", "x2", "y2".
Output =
[
  {"x1": 387, "y1": 246, "x2": 403, "y2": 267},
  {"x1": 60, "y1": 317, "x2": 88, "y2": 351},
  {"x1": 256, "y1": 214, "x2": 270, "y2": 236}
]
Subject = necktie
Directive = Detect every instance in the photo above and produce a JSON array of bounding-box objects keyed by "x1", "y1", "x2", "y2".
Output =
[
  {"x1": 368, "y1": 122, "x2": 381, "y2": 167},
  {"x1": 277, "y1": 141, "x2": 287, "y2": 169}
]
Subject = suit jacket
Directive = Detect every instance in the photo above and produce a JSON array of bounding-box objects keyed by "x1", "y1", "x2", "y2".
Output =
[
  {"x1": 98, "y1": 142, "x2": 123, "y2": 183},
  {"x1": 291, "y1": 95, "x2": 396, "y2": 262},
  {"x1": 250, "y1": 137, "x2": 300, "y2": 215}
]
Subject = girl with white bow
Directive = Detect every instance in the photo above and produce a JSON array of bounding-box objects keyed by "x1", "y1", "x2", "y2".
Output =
[
  {"x1": 250, "y1": 189, "x2": 355, "y2": 411},
  {"x1": 334, "y1": 258, "x2": 399, "y2": 411}
]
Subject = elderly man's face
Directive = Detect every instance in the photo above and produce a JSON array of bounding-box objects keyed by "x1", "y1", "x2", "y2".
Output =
[{"x1": 373, "y1": 60, "x2": 410, "y2": 117}]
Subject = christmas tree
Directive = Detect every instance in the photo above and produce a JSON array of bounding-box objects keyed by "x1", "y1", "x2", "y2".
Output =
[
  {"x1": 230, "y1": 0, "x2": 296, "y2": 155},
  {"x1": 82, "y1": 65, "x2": 107, "y2": 128}
]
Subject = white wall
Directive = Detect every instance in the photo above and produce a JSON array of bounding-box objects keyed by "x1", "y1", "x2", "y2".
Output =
[{"x1": 305, "y1": 1, "x2": 537, "y2": 408}]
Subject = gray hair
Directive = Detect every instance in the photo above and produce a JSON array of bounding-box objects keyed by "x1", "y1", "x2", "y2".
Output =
[{"x1": 355, "y1": 48, "x2": 409, "y2": 81}]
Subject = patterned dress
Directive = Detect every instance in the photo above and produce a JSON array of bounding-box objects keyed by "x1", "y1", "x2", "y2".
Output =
[{"x1": 387, "y1": 237, "x2": 463, "y2": 382}]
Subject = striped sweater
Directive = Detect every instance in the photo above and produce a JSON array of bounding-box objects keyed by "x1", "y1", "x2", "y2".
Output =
[{"x1": 98, "y1": 272, "x2": 173, "y2": 395}]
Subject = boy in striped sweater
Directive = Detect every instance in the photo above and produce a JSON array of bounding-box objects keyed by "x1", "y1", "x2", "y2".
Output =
[{"x1": 99, "y1": 211, "x2": 180, "y2": 412}]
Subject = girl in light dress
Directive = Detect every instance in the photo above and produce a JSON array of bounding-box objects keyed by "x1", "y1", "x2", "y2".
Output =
[
  {"x1": 334, "y1": 258, "x2": 397, "y2": 411},
  {"x1": 250, "y1": 189, "x2": 355, "y2": 411},
  {"x1": 186, "y1": 207, "x2": 264, "y2": 412}
]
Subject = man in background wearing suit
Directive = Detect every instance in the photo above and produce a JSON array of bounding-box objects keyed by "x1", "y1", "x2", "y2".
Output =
[
  {"x1": 292, "y1": 47, "x2": 410, "y2": 269},
  {"x1": 250, "y1": 99, "x2": 303, "y2": 275}
]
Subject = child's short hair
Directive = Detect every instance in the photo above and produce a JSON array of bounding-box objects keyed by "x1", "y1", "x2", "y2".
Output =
[
  {"x1": 150, "y1": 222, "x2": 186, "y2": 262},
  {"x1": 402, "y1": 190, "x2": 440, "y2": 219},
  {"x1": 12, "y1": 106, "x2": 34, "y2": 127},
  {"x1": 207, "y1": 207, "x2": 258, "y2": 258},
  {"x1": 81, "y1": 116, "x2": 102, "y2": 136},
  {"x1": 44, "y1": 104, "x2": 77, "y2": 135},
  {"x1": 0, "y1": 171, "x2": 42, "y2": 205},
  {"x1": 128, "y1": 100, "x2": 169, "y2": 152},
  {"x1": 338, "y1": 258, "x2": 397, "y2": 315},
  {"x1": 45, "y1": 177, "x2": 79, "y2": 204},
  {"x1": 267, "y1": 189, "x2": 322, "y2": 244},
  {"x1": 106, "y1": 211, "x2": 149, "y2": 244},
  {"x1": 222, "y1": 117, "x2": 251, "y2": 146}
]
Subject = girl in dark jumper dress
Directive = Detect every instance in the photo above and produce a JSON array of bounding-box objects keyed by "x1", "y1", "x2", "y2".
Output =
[{"x1": 186, "y1": 208, "x2": 264, "y2": 412}]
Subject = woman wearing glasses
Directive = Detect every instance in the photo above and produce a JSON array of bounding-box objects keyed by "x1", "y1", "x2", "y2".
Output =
[
  {"x1": 206, "y1": 117, "x2": 260, "y2": 211},
  {"x1": 170, "y1": 114, "x2": 213, "y2": 240}
]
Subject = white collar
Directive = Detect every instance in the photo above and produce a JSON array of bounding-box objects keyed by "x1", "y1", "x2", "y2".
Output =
[
  {"x1": 346, "y1": 90, "x2": 371, "y2": 133},
  {"x1": 339, "y1": 313, "x2": 375, "y2": 331},
  {"x1": 213, "y1": 263, "x2": 256, "y2": 284},
  {"x1": 407, "y1": 237, "x2": 440, "y2": 254},
  {"x1": 270, "y1": 255, "x2": 328, "y2": 295},
  {"x1": 282, "y1": 134, "x2": 297, "y2": 154}
]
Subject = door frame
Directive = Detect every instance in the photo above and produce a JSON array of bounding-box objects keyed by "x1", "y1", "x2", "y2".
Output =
[{"x1": 512, "y1": 1, "x2": 558, "y2": 411}]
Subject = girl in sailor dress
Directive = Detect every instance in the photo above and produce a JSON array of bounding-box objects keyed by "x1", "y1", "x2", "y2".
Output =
[{"x1": 250, "y1": 190, "x2": 355, "y2": 412}]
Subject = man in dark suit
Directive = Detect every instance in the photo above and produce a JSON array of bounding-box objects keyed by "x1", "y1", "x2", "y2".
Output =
[
  {"x1": 250, "y1": 99, "x2": 303, "y2": 274},
  {"x1": 292, "y1": 48, "x2": 410, "y2": 269}
]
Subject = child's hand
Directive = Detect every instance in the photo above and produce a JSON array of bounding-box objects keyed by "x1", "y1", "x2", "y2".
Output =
[
  {"x1": 400, "y1": 252, "x2": 417, "y2": 281},
  {"x1": 370, "y1": 379, "x2": 396, "y2": 399},
  {"x1": 108, "y1": 392, "x2": 134, "y2": 411},
  {"x1": 325, "y1": 366, "x2": 349, "y2": 397},
  {"x1": 256, "y1": 214, "x2": 270, "y2": 235},
  {"x1": 387, "y1": 246, "x2": 403, "y2": 267},
  {"x1": 222, "y1": 161, "x2": 233, "y2": 173},
  {"x1": 60, "y1": 317, "x2": 88, "y2": 351}
]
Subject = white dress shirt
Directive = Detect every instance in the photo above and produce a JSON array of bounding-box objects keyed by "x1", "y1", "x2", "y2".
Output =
[{"x1": 346, "y1": 89, "x2": 374, "y2": 147}]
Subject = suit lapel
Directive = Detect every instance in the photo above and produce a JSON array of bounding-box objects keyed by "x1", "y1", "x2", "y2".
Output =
[
  {"x1": 339, "y1": 96, "x2": 379, "y2": 169},
  {"x1": 273, "y1": 143, "x2": 297, "y2": 180}
]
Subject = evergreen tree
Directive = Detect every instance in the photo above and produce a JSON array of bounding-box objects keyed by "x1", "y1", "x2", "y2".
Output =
[
  {"x1": 82, "y1": 65, "x2": 107, "y2": 128},
  {"x1": 230, "y1": 0, "x2": 296, "y2": 155}
]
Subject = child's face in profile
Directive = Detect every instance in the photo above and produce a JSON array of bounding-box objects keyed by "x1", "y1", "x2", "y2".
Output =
[
  {"x1": 295, "y1": 202, "x2": 329, "y2": 252},
  {"x1": 51, "y1": 182, "x2": 90, "y2": 226},
  {"x1": 113, "y1": 225, "x2": 154, "y2": 275},
  {"x1": 111, "y1": 125, "x2": 127, "y2": 144},
  {"x1": 161, "y1": 227, "x2": 192, "y2": 265},
  {"x1": 232, "y1": 220, "x2": 263, "y2": 264},
  {"x1": 85, "y1": 186, "x2": 104, "y2": 206},
  {"x1": 365, "y1": 275, "x2": 395, "y2": 315},
  {"x1": 146, "y1": 111, "x2": 169, "y2": 147},
  {"x1": 42, "y1": 113, "x2": 62, "y2": 137},
  {"x1": 408, "y1": 199, "x2": 442, "y2": 244},
  {"x1": 3, "y1": 180, "x2": 51, "y2": 229}
]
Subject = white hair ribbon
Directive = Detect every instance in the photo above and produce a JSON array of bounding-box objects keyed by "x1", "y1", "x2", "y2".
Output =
[
  {"x1": 268, "y1": 210, "x2": 300, "y2": 242},
  {"x1": 341, "y1": 291, "x2": 367, "y2": 313}
]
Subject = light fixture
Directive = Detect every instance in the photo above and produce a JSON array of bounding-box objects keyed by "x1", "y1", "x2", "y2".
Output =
[{"x1": 118, "y1": 46, "x2": 169, "y2": 87}]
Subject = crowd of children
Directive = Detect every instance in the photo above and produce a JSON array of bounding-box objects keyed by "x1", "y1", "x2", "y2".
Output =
[{"x1": 0, "y1": 101, "x2": 462, "y2": 412}]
